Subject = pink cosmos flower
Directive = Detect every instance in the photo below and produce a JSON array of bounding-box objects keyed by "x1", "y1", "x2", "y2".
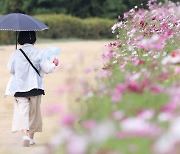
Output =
[
  {"x1": 171, "y1": 49, "x2": 180, "y2": 57},
  {"x1": 45, "y1": 103, "x2": 62, "y2": 115},
  {"x1": 97, "y1": 70, "x2": 112, "y2": 78},
  {"x1": 140, "y1": 78, "x2": 151, "y2": 89},
  {"x1": 157, "y1": 72, "x2": 170, "y2": 81},
  {"x1": 174, "y1": 67, "x2": 180, "y2": 75},
  {"x1": 111, "y1": 110, "x2": 124, "y2": 120},
  {"x1": 161, "y1": 102, "x2": 177, "y2": 113},
  {"x1": 125, "y1": 72, "x2": 141, "y2": 81},
  {"x1": 149, "y1": 84, "x2": 163, "y2": 93},
  {"x1": 104, "y1": 44, "x2": 114, "y2": 53},
  {"x1": 119, "y1": 62, "x2": 127, "y2": 71},
  {"x1": 101, "y1": 52, "x2": 114, "y2": 62},
  {"x1": 84, "y1": 67, "x2": 92, "y2": 73},
  {"x1": 66, "y1": 85, "x2": 75, "y2": 93},
  {"x1": 98, "y1": 83, "x2": 106, "y2": 90},
  {"x1": 117, "y1": 129, "x2": 158, "y2": 139},
  {"x1": 133, "y1": 58, "x2": 145, "y2": 66},
  {"x1": 124, "y1": 12, "x2": 129, "y2": 18},
  {"x1": 111, "y1": 92, "x2": 122, "y2": 103},
  {"x1": 56, "y1": 86, "x2": 65, "y2": 95},
  {"x1": 136, "y1": 35, "x2": 144, "y2": 41},
  {"x1": 127, "y1": 81, "x2": 143, "y2": 93},
  {"x1": 82, "y1": 120, "x2": 97, "y2": 130},
  {"x1": 137, "y1": 109, "x2": 154, "y2": 120},
  {"x1": 61, "y1": 114, "x2": 76, "y2": 127},
  {"x1": 111, "y1": 83, "x2": 127, "y2": 103}
]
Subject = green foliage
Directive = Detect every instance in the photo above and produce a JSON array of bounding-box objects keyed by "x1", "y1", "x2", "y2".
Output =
[
  {"x1": 102, "y1": 0, "x2": 127, "y2": 19},
  {"x1": 35, "y1": 14, "x2": 115, "y2": 39},
  {"x1": 0, "y1": 0, "x2": 179, "y2": 19},
  {"x1": 0, "y1": 0, "x2": 23, "y2": 14},
  {"x1": 103, "y1": 137, "x2": 152, "y2": 154},
  {"x1": 82, "y1": 18, "x2": 114, "y2": 39},
  {"x1": 0, "y1": 31, "x2": 15, "y2": 45},
  {"x1": 0, "y1": 14, "x2": 115, "y2": 44},
  {"x1": 84, "y1": 89, "x2": 169, "y2": 121}
]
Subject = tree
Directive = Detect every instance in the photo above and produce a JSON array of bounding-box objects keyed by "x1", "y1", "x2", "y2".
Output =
[
  {"x1": 102, "y1": 0, "x2": 127, "y2": 19},
  {"x1": 0, "y1": 0, "x2": 24, "y2": 14},
  {"x1": 0, "y1": 0, "x2": 179, "y2": 19}
]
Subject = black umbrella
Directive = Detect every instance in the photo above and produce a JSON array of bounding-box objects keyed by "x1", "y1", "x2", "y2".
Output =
[{"x1": 0, "y1": 13, "x2": 49, "y2": 49}]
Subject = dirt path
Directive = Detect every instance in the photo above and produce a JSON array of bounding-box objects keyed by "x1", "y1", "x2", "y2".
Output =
[{"x1": 0, "y1": 40, "x2": 108, "y2": 154}]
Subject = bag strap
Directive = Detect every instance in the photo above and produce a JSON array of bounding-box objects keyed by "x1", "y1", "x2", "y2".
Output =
[{"x1": 19, "y1": 48, "x2": 41, "y2": 77}]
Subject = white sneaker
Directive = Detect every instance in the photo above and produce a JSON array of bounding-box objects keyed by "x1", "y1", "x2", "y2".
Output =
[
  {"x1": 30, "y1": 138, "x2": 36, "y2": 145},
  {"x1": 23, "y1": 136, "x2": 30, "y2": 147}
]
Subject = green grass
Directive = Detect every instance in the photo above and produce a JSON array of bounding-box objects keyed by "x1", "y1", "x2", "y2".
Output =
[
  {"x1": 81, "y1": 90, "x2": 169, "y2": 121},
  {"x1": 118, "y1": 92, "x2": 169, "y2": 116},
  {"x1": 101, "y1": 137, "x2": 153, "y2": 154},
  {"x1": 84, "y1": 96, "x2": 112, "y2": 120}
]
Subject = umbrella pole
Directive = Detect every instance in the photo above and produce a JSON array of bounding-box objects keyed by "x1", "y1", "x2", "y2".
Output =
[{"x1": 16, "y1": 31, "x2": 17, "y2": 49}]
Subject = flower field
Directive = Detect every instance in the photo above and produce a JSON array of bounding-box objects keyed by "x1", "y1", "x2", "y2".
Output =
[{"x1": 47, "y1": 0, "x2": 180, "y2": 154}]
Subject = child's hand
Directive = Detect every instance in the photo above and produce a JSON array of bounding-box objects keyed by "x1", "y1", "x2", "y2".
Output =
[{"x1": 53, "y1": 58, "x2": 59, "y2": 66}]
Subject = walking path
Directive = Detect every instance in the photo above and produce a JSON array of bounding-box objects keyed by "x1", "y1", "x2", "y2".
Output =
[{"x1": 0, "y1": 40, "x2": 108, "y2": 154}]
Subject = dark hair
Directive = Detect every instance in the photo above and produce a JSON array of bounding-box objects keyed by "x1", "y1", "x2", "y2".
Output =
[{"x1": 18, "y1": 31, "x2": 36, "y2": 45}]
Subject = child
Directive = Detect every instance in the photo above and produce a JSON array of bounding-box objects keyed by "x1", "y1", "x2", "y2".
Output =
[{"x1": 5, "y1": 31, "x2": 59, "y2": 147}]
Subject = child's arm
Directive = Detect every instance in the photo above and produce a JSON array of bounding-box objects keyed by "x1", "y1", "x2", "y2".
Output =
[
  {"x1": 40, "y1": 58, "x2": 59, "y2": 74},
  {"x1": 7, "y1": 52, "x2": 15, "y2": 74}
]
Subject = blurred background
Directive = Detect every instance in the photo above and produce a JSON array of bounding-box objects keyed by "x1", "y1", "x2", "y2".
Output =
[
  {"x1": 0, "y1": 0, "x2": 178, "y2": 44},
  {"x1": 0, "y1": 0, "x2": 180, "y2": 154}
]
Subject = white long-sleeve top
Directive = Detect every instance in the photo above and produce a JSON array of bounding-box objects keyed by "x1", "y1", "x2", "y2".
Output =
[{"x1": 5, "y1": 44, "x2": 56, "y2": 95}]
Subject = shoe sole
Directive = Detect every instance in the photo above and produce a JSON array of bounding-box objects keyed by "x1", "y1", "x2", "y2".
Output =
[{"x1": 23, "y1": 140, "x2": 30, "y2": 147}]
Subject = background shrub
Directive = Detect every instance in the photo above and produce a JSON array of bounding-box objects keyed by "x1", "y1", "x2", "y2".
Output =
[
  {"x1": 36, "y1": 14, "x2": 115, "y2": 39},
  {"x1": 0, "y1": 14, "x2": 115, "y2": 45},
  {"x1": 82, "y1": 18, "x2": 114, "y2": 39},
  {"x1": 0, "y1": 31, "x2": 15, "y2": 45}
]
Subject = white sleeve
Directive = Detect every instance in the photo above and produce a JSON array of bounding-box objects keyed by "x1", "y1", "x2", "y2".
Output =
[
  {"x1": 40, "y1": 60, "x2": 56, "y2": 74},
  {"x1": 7, "y1": 52, "x2": 15, "y2": 74}
]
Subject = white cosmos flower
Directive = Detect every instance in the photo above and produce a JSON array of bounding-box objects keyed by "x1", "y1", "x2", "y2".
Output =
[
  {"x1": 154, "y1": 117, "x2": 180, "y2": 153},
  {"x1": 120, "y1": 118, "x2": 151, "y2": 132},
  {"x1": 67, "y1": 135, "x2": 89, "y2": 154},
  {"x1": 158, "y1": 112, "x2": 173, "y2": 122},
  {"x1": 90, "y1": 121, "x2": 115, "y2": 143},
  {"x1": 162, "y1": 55, "x2": 180, "y2": 65}
]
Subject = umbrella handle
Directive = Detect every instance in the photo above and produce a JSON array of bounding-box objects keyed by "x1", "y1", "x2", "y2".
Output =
[{"x1": 16, "y1": 31, "x2": 18, "y2": 49}]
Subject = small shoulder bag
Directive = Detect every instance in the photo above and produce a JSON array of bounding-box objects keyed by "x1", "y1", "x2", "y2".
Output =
[{"x1": 19, "y1": 48, "x2": 41, "y2": 77}]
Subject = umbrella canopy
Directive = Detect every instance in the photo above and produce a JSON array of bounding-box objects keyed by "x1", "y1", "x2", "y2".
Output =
[
  {"x1": 0, "y1": 13, "x2": 48, "y2": 31},
  {"x1": 0, "y1": 13, "x2": 49, "y2": 49}
]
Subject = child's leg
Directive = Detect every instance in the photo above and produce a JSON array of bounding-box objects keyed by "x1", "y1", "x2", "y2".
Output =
[
  {"x1": 12, "y1": 97, "x2": 30, "y2": 146},
  {"x1": 29, "y1": 95, "x2": 42, "y2": 139},
  {"x1": 12, "y1": 97, "x2": 30, "y2": 132},
  {"x1": 29, "y1": 132, "x2": 34, "y2": 139},
  {"x1": 22, "y1": 129, "x2": 29, "y2": 136}
]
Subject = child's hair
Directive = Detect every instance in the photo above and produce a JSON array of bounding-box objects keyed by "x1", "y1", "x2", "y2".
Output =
[{"x1": 18, "y1": 31, "x2": 36, "y2": 45}]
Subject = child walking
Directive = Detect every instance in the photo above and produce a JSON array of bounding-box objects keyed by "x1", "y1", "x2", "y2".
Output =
[{"x1": 5, "y1": 31, "x2": 59, "y2": 147}]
